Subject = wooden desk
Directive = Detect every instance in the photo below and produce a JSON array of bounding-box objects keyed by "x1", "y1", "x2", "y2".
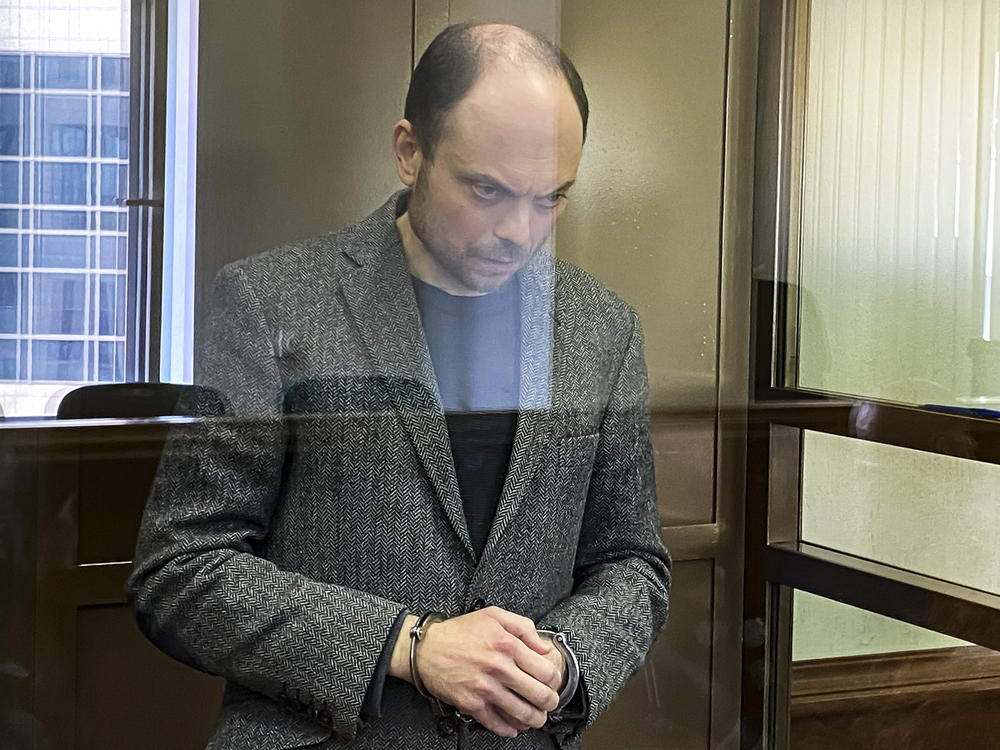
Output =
[
  {"x1": 0, "y1": 415, "x2": 722, "y2": 750},
  {"x1": 0, "y1": 419, "x2": 223, "y2": 750}
]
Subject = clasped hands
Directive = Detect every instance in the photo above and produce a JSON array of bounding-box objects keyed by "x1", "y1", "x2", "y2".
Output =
[{"x1": 390, "y1": 606, "x2": 567, "y2": 738}]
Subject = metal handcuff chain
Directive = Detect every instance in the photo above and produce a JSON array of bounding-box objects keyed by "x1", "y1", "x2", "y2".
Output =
[
  {"x1": 409, "y1": 611, "x2": 449, "y2": 715},
  {"x1": 536, "y1": 628, "x2": 580, "y2": 722},
  {"x1": 409, "y1": 613, "x2": 579, "y2": 726}
]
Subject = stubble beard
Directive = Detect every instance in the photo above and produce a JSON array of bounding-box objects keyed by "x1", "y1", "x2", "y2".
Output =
[{"x1": 408, "y1": 172, "x2": 540, "y2": 295}]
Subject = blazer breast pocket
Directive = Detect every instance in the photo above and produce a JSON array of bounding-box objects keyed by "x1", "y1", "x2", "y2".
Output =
[
  {"x1": 552, "y1": 431, "x2": 600, "y2": 463},
  {"x1": 547, "y1": 432, "x2": 600, "y2": 501}
]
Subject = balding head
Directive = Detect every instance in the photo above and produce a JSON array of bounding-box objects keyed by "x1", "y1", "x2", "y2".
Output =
[{"x1": 404, "y1": 22, "x2": 589, "y2": 160}]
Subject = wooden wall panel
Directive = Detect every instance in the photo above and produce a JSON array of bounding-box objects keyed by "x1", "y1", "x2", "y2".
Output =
[
  {"x1": 0, "y1": 422, "x2": 224, "y2": 750},
  {"x1": 585, "y1": 560, "x2": 715, "y2": 750},
  {"x1": 0, "y1": 428, "x2": 39, "y2": 749},
  {"x1": 653, "y1": 415, "x2": 716, "y2": 526},
  {"x1": 194, "y1": 0, "x2": 413, "y2": 343},
  {"x1": 75, "y1": 604, "x2": 222, "y2": 750},
  {"x1": 446, "y1": 0, "x2": 560, "y2": 38},
  {"x1": 75, "y1": 433, "x2": 166, "y2": 564},
  {"x1": 557, "y1": 0, "x2": 728, "y2": 413},
  {"x1": 418, "y1": 3, "x2": 753, "y2": 748},
  {"x1": 790, "y1": 647, "x2": 1000, "y2": 749}
]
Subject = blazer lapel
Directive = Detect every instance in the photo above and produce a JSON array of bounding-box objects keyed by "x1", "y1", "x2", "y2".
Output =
[
  {"x1": 479, "y1": 255, "x2": 557, "y2": 564},
  {"x1": 339, "y1": 201, "x2": 474, "y2": 558}
]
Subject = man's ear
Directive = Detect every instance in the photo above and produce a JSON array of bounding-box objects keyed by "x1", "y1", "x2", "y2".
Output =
[{"x1": 392, "y1": 119, "x2": 423, "y2": 187}]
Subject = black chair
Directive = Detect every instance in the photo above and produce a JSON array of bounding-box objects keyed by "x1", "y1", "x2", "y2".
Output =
[{"x1": 56, "y1": 383, "x2": 227, "y2": 420}]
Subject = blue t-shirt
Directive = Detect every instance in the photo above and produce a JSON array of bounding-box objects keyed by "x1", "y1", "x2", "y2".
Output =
[{"x1": 412, "y1": 275, "x2": 520, "y2": 557}]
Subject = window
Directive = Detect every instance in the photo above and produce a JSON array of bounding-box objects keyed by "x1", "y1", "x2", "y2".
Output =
[
  {"x1": 789, "y1": 0, "x2": 1000, "y2": 407},
  {"x1": 746, "y1": 1, "x2": 1000, "y2": 746},
  {"x1": 0, "y1": 1, "x2": 136, "y2": 416}
]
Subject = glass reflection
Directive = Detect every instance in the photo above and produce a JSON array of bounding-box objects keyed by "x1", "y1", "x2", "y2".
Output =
[
  {"x1": 791, "y1": 591, "x2": 996, "y2": 750},
  {"x1": 794, "y1": 0, "x2": 1000, "y2": 408},
  {"x1": 37, "y1": 95, "x2": 89, "y2": 157},
  {"x1": 125, "y1": 21, "x2": 671, "y2": 749},
  {"x1": 0, "y1": 26, "x2": 132, "y2": 410},
  {"x1": 802, "y1": 429, "x2": 1000, "y2": 597}
]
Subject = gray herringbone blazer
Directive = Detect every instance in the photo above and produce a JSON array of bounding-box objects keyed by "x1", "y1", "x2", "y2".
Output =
[{"x1": 126, "y1": 192, "x2": 671, "y2": 750}]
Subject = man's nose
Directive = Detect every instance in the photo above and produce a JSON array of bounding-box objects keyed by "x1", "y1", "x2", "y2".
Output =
[{"x1": 494, "y1": 200, "x2": 532, "y2": 250}]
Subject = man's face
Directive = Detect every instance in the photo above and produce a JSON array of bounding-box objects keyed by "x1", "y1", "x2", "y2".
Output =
[{"x1": 400, "y1": 66, "x2": 584, "y2": 295}]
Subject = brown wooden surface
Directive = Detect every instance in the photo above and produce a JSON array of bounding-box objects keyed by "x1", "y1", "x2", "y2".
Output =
[
  {"x1": 790, "y1": 646, "x2": 1000, "y2": 750},
  {"x1": 3, "y1": 416, "x2": 720, "y2": 750},
  {"x1": 585, "y1": 561, "x2": 715, "y2": 750},
  {"x1": 0, "y1": 428, "x2": 40, "y2": 750},
  {"x1": 76, "y1": 604, "x2": 222, "y2": 750},
  {"x1": 652, "y1": 414, "x2": 717, "y2": 526},
  {"x1": 0, "y1": 422, "x2": 224, "y2": 750}
]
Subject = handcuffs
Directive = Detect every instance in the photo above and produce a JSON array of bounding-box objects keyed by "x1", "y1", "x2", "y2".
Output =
[
  {"x1": 409, "y1": 612, "x2": 581, "y2": 725},
  {"x1": 535, "y1": 628, "x2": 581, "y2": 723}
]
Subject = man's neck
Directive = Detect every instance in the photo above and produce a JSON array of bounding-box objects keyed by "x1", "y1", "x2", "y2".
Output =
[{"x1": 396, "y1": 211, "x2": 485, "y2": 297}]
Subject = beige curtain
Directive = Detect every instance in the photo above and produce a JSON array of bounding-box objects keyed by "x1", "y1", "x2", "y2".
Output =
[{"x1": 798, "y1": 0, "x2": 999, "y2": 404}]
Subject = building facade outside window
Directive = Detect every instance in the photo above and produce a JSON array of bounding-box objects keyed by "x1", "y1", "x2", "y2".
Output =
[{"x1": 0, "y1": 0, "x2": 130, "y2": 417}]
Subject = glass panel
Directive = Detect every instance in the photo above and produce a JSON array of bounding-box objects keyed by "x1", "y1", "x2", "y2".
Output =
[
  {"x1": 100, "y1": 56, "x2": 128, "y2": 91},
  {"x1": 0, "y1": 272, "x2": 16, "y2": 332},
  {"x1": 18, "y1": 337, "x2": 26, "y2": 379},
  {"x1": 19, "y1": 272, "x2": 27, "y2": 331},
  {"x1": 0, "y1": 338, "x2": 15, "y2": 379},
  {"x1": 100, "y1": 95, "x2": 127, "y2": 158},
  {"x1": 36, "y1": 56, "x2": 89, "y2": 90},
  {"x1": 802, "y1": 430, "x2": 1000, "y2": 596},
  {"x1": 0, "y1": 8, "x2": 133, "y2": 412},
  {"x1": 97, "y1": 339, "x2": 123, "y2": 381},
  {"x1": 0, "y1": 94, "x2": 21, "y2": 155},
  {"x1": 98, "y1": 273, "x2": 125, "y2": 336},
  {"x1": 0, "y1": 160, "x2": 21, "y2": 203},
  {"x1": 98, "y1": 162, "x2": 125, "y2": 206},
  {"x1": 37, "y1": 94, "x2": 89, "y2": 156},
  {"x1": 33, "y1": 273, "x2": 86, "y2": 334},
  {"x1": 0, "y1": 55, "x2": 20, "y2": 89},
  {"x1": 793, "y1": 0, "x2": 1000, "y2": 406},
  {"x1": 36, "y1": 162, "x2": 88, "y2": 205},
  {"x1": 790, "y1": 591, "x2": 995, "y2": 749},
  {"x1": 98, "y1": 235, "x2": 125, "y2": 269},
  {"x1": 0, "y1": 234, "x2": 16, "y2": 266},
  {"x1": 32, "y1": 339, "x2": 84, "y2": 380},
  {"x1": 36, "y1": 235, "x2": 87, "y2": 268},
  {"x1": 98, "y1": 210, "x2": 126, "y2": 231},
  {"x1": 35, "y1": 209, "x2": 87, "y2": 230}
]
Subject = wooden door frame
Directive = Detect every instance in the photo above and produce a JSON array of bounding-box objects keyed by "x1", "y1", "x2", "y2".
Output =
[{"x1": 743, "y1": 1, "x2": 1000, "y2": 747}]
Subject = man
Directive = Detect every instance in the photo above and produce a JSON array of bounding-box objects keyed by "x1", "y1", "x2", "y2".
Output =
[{"x1": 127, "y1": 22, "x2": 670, "y2": 750}]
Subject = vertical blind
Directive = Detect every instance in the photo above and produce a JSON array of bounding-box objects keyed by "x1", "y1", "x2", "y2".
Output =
[
  {"x1": 795, "y1": 0, "x2": 1000, "y2": 661},
  {"x1": 798, "y1": 0, "x2": 1000, "y2": 405}
]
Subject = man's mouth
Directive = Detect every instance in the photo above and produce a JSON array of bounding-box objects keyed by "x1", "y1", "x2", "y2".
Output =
[{"x1": 476, "y1": 256, "x2": 519, "y2": 270}]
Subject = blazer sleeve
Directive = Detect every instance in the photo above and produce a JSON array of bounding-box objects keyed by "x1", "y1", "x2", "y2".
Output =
[
  {"x1": 541, "y1": 309, "x2": 671, "y2": 740},
  {"x1": 125, "y1": 263, "x2": 404, "y2": 743}
]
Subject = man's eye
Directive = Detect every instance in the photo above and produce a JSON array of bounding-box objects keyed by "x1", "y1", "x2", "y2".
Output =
[
  {"x1": 471, "y1": 183, "x2": 498, "y2": 200},
  {"x1": 539, "y1": 193, "x2": 567, "y2": 209}
]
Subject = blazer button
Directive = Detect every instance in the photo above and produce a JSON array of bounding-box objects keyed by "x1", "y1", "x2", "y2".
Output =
[
  {"x1": 470, "y1": 597, "x2": 486, "y2": 611},
  {"x1": 437, "y1": 716, "x2": 457, "y2": 737}
]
